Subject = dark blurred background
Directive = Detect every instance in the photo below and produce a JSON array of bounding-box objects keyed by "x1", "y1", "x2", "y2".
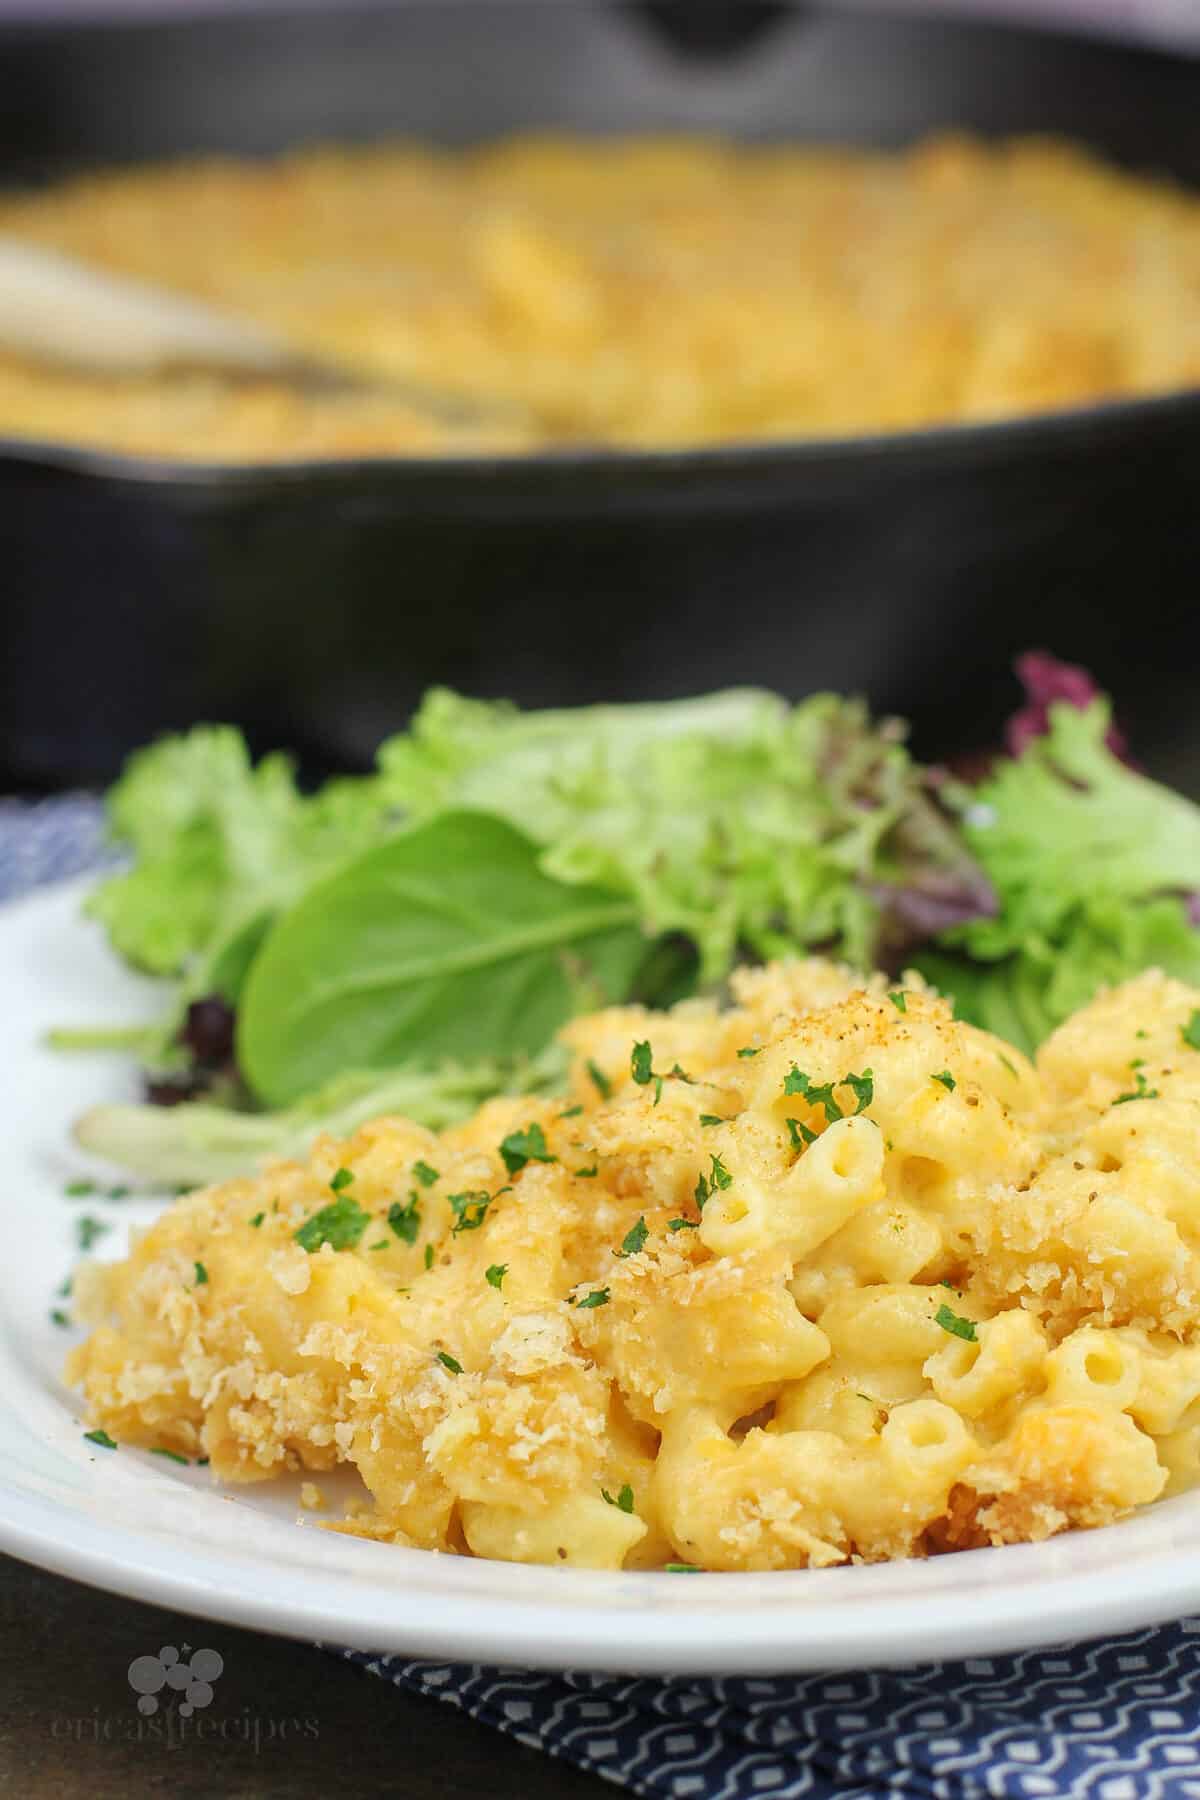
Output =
[{"x1": 1, "y1": 0, "x2": 1198, "y2": 793}]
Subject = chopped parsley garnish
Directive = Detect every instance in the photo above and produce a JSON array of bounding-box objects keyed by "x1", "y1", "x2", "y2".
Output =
[
  {"x1": 699, "y1": 1114, "x2": 725, "y2": 1128},
  {"x1": 294, "y1": 1194, "x2": 370, "y2": 1253},
  {"x1": 193, "y1": 1260, "x2": 209, "y2": 1286},
  {"x1": 997, "y1": 1054, "x2": 1018, "y2": 1079},
  {"x1": 694, "y1": 1153, "x2": 732, "y2": 1211},
  {"x1": 574, "y1": 1165, "x2": 598, "y2": 1179},
  {"x1": 387, "y1": 1195, "x2": 422, "y2": 1246},
  {"x1": 931, "y1": 1070, "x2": 957, "y2": 1092},
  {"x1": 664, "y1": 1563, "x2": 702, "y2": 1573},
  {"x1": 499, "y1": 1123, "x2": 556, "y2": 1176},
  {"x1": 1183, "y1": 1011, "x2": 1200, "y2": 1051},
  {"x1": 436, "y1": 1351, "x2": 463, "y2": 1375},
  {"x1": 448, "y1": 1189, "x2": 493, "y2": 1234},
  {"x1": 558, "y1": 1104, "x2": 584, "y2": 1120},
  {"x1": 412, "y1": 1160, "x2": 440, "y2": 1188},
  {"x1": 50, "y1": 1308, "x2": 70, "y2": 1328},
  {"x1": 934, "y1": 1301, "x2": 977, "y2": 1342},
  {"x1": 783, "y1": 1067, "x2": 872, "y2": 1119},
  {"x1": 736, "y1": 1046, "x2": 761, "y2": 1059},
  {"x1": 329, "y1": 1166, "x2": 355, "y2": 1193},
  {"x1": 249, "y1": 1211, "x2": 265, "y2": 1228},
  {"x1": 76, "y1": 1214, "x2": 109, "y2": 1253},
  {"x1": 787, "y1": 1117, "x2": 817, "y2": 1152},
  {"x1": 888, "y1": 991, "x2": 907, "y2": 1013},
  {"x1": 782, "y1": 1067, "x2": 843, "y2": 1124},
  {"x1": 602, "y1": 1483, "x2": 635, "y2": 1514},
  {"x1": 631, "y1": 1041, "x2": 693, "y2": 1106},
  {"x1": 369, "y1": 1239, "x2": 388, "y2": 1250},
  {"x1": 634, "y1": 1044, "x2": 662, "y2": 1104},
  {"x1": 668, "y1": 1217, "x2": 699, "y2": 1232},
  {"x1": 424, "y1": 1243, "x2": 435, "y2": 1271},
  {"x1": 575, "y1": 1287, "x2": 610, "y2": 1309},
  {"x1": 83, "y1": 1428, "x2": 116, "y2": 1450},
  {"x1": 197, "y1": 1456, "x2": 210, "y2": 1466},
  {"x1": 842, "y1": 1069, "x2": 874, "y2": 1114},
  {"x1": 485, "y1": 1263, "x2": 508, "y2": 1290},
  {"x1": 587, "y1": 1059, "x2": 612, "y2": 1100},
  {"x1": 107, "y1": 1186, "x2": 131, "y2": 1201},
  {"x1": 1113, "y1": 1068, "x2": 1160, "y2": 1106},
  {"x1": 64, "y1": 1179, "x2": 96, "y2": 1198},
  {"x1": 151, "y1": 1447, "x2": 189, "y2": 1465},
  {"x1": 617, "y1": 1217, "x2": 649, "y2": 1258}
]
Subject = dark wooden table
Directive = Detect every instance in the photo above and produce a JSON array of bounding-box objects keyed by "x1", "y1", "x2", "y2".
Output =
[{"x1": 0, "y1": 1552, "x2": 609, "y2": 1797}]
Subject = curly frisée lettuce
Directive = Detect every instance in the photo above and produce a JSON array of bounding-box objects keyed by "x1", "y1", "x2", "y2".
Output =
[{"x1": 916, "y1": 699, "x2": 1200, "y2": 1050}]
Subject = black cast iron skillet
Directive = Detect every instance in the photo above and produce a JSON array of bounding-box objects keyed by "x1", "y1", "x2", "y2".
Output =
[{"x1": 2, "y1": 1, "x2": 1199, "y2": 789}]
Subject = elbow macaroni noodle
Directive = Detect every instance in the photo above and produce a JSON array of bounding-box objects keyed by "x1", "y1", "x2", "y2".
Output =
[{"x1": 68, "y1": 962, "x2": 1200, "y2": 1569}]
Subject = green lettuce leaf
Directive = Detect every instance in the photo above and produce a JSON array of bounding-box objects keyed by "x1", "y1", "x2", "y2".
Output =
[
  {"x1": 919, "y1": 898, "x2": 1200, "y2": 1053},
  {"x1": 73, "y1": 1050, "x2": 564, "y2": 1189},
  {"x1": 237, "y1": 811, "x2": 645, "y2": 1107},
  {"x1": 958, "y1": 699, "x2": 1200, "y2": 958},
  {"x1": 377, "y1": 686, "x2": 984, "y2": 980},
  {"x1": 74, "y1": 688, "x2": 994, "y2": 1130},
  {"x1": 86, "y1": 726, "x2": 388, "y2": 982},
  {"x1": 920, "y1": 700, "x2": 1200, "y2": 1050}
]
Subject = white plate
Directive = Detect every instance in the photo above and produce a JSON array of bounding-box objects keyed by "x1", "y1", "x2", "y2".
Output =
[{"x1": 4, "y1": 877, "x2": 1200, "y2": 1674}]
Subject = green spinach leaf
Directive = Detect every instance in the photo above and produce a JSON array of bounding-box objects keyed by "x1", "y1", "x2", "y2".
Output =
[{"x1": 238, "y1": 811, "x2": 644, "y2": 1106}]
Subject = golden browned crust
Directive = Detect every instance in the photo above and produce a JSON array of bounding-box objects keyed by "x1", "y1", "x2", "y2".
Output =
[
  {"x1": 68, "y1": 964, "x2": 1200, "y2": 1569},
  {"x1": 4, "y1": 133, "x2": 1200, "y2": 459}
]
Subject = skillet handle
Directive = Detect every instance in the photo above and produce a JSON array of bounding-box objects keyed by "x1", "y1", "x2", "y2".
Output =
[{"x1": 626, "y1": 0, "x2": 797, "y2": 57}]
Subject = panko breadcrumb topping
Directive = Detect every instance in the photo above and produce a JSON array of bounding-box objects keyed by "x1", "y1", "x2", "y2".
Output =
[{"x1": 68, "y1": 960, "x2": 1200, "y2": 1570}]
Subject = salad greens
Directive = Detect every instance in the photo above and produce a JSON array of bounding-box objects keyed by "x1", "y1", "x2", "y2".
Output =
[
  {"x1": 377, "y1": 686, "x2": 991, "y2": 978},
  {"x1": 75, "y1": 725, "x2": 391, "y2": 1072},
  {"x1": 86, "y1": 725, "x2": 388, "y2": 977},
  {"x1": 64, "y1": 665, "x2": 1200, "y2": 1187},
  {"x1": 239, "y1": 810, "x2": 645, "y2": 1107},
  {"x1": 72, "y1": 1053, "x2": 559, "y2": 1188},
  {"x1": 915, "y1": 699, "x2": 1200, "y2": 1047}
]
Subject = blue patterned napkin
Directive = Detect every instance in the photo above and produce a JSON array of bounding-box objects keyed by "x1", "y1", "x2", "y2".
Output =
[{"x1": 9, "y1": 795, "x2": 1200, "y2": 1800}]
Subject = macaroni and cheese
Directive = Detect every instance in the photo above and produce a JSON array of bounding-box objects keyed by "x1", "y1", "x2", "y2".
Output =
[
  {"x1": 5, "y1": 132, "x2": 1200, "y2": 460},
  {"x1": 69, "y1": 962, "x2": 1200, "y2": 1570}
]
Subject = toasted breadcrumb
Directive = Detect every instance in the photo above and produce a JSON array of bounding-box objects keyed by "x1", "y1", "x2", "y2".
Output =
[{"x1": 68, "y1": 963, "x2": 1200, "y2": 1570}]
